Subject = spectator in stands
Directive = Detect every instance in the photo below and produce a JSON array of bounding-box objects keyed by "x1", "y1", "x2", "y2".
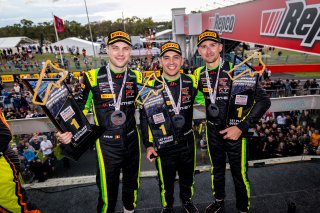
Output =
[
  {"x1": 29, "y1": 135, "x2": 41, "y2": 152},
  {"x1": 0, "y1": 80, "x2": 3, "y2": 95},
  {"x1": 290, "y1": 80, "x2": 298, "y2": 96},
  {"x1": 22, "y1": 146, "x2": 36, "y2": 163},
  {"x1": 300, "y1": 133, "x2": 311, "y2": 154},
  {"x1": 296, "y1": 80, "x2": 304, "y2": 96},
  {"x1": 284, "y1": 79, "x2": 291, "y2": 96},
  {"x1": 13, "y1": 83, "x2": 20, "y2": 94},
  {"x1": 5, "y1": 107, "x2": 16, "y2": 120},
  {"x1": 276, "y1": 113, "x2": 286, "y2": 128},
  {"x1": 82, "y1": 48, "x2": 86, "y2": 57},
  {"x1": 310, "y1": 129, "x2": 320, "y2": 154},
  {"x1": 303, "y1": 80, "x2": 311, "y2": 95},
  {"x1": 40, "y1": 135, "x2": 55, "y2": 176},
  {"x1": 274, "y1": 78, "x2": 285, "y2": 97},
  {"x1": 310, "y1": 79, "x2": 319, "y2": 95},
  {"x1": 40, "y1": 135, "x2": 53, "y2": 157}
]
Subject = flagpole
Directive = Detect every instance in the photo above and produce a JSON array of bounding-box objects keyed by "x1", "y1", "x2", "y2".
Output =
[
  {"x1": 83, "y1": 0, "x2": 97, "y2": 68},
  {"x1": 52, "y1": 13, "x2": 65, "y2": 68}
]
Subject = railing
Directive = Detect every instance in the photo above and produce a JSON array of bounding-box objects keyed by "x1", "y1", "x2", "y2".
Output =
[{"x1": 265, "y1": 88, "x2": 320, "y2": 98}]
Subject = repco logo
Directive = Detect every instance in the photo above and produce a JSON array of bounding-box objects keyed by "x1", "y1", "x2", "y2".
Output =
[
  {"x1": 210, "y1": 13, "x2": 236, "y2": 35},
  {"x1": 260, "y1": 0, "x2": 320, "y2": 47}
]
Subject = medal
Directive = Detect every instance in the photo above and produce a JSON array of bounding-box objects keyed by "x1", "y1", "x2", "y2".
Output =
[
  {"x1": 205, "y1": 59, "x2": 224, "y2": 118},
  {"x1": 106, "y1": 64, "x2": 128, "y2": 126},
  {"x1": 162, "y1": 76, "x2": 185, "y2": 129},
  {"x1": 110, "y1": 110, "x2": 126, "y2": 126},
  {"x1": 172, "y1": 114, "x2": 185, "y2": 129},
  {"x1": 208, "y1": 103, "x2": 219, "y2": 118}
]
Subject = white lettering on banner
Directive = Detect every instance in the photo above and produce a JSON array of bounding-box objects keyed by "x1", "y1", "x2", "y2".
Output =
[
  {"x1": 73, "y1": 125, "x2": 88, "y2": 141},
  {"x1": 228, "y1": 119, "x2": 240, "y2": 126},
  {"x1": 260, "y1": 0, "x2": 320, "y2": 47},
  {"x1": 158, "y1": 135, "x2": 174, "y2": 145},
  {"x1": 209, "y1": 13, "x2": 236, "y2": 35}
]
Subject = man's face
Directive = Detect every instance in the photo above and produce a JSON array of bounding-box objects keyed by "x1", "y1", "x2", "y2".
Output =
[
  {"x1": 106, "y1": 42, "x2": 132, "y2": 70},
  {"x1": 159, "y1": 51, "x2": 183, "y2": 77},
  {"x1": 198, "y1": 40, "x2": 222, "y2": 64}
]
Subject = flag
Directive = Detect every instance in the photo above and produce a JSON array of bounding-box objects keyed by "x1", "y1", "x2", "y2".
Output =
[{"x1": 54, "y1": 15, "x2": 64, "y2": 33}]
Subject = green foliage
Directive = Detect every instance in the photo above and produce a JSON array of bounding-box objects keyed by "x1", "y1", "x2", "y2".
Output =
[{"x1": 0, "y1": 17, "x2": 172, "y2": 43}]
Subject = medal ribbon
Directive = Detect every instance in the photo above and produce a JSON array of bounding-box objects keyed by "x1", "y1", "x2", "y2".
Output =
[
  {"x1": 106, "y1": 64, "x2": 128, "y2": 111},
  {"x1": 161, "y1": 75, "x2": 182, "y2": 115},
  {"x1": 205, "y1": 58, "x2": 224, "y2": 104}
]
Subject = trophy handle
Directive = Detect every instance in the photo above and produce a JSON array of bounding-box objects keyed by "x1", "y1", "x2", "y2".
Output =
[
  {"x1": 135, "y1": 72, "x2": 165, "y2": 105},
  {"x1": 32, "y1": 60, "x2": 68, "y2": 105},
  {"x1": 227, "y1": 52, "x2": 266, "y2": 81}
]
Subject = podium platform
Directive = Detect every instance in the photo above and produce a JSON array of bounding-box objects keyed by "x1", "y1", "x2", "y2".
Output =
[{"x1": 26, "y1": 159, "x2": 320, "y2": 213}]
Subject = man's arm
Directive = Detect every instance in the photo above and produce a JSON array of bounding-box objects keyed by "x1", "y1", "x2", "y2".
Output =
[
  {"x1": 79, "y1": 72, "x2": 94, "y2": 115},
  {"x1": 193, "y1": 67, "x2": 205, "y2": 106}
]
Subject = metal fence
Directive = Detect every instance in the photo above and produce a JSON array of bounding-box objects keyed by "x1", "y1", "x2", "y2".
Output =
[{"x1": 265, "y1": 88, "x2": 320, "y2": 98}]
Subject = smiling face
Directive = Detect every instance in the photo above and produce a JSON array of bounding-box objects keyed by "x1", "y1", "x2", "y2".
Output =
[
  {"x1": 159, "y1": 51, "x2": 183, "y2": 78},
  {"x1": 198, "y1": 40, "x2": 222, "y2": 68},
  {"x1": 106, "y1": 41, "x2": 132, "y2": 72}
]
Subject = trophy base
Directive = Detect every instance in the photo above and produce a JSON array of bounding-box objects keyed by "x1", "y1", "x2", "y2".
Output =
[{"x1": 60, "y1": 125, "x2": 105, "y2": 161}]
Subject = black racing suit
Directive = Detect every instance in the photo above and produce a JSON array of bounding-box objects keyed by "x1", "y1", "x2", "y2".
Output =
[
  {"x1": 140, "y1": 74, "x2": 198, "y2": 208},
  {"x1": 194, "y1": 61, "x2": 271, "y2": 212},
  {"x1": 80, "y1": 66, "x2": 142, "y2": 213}
]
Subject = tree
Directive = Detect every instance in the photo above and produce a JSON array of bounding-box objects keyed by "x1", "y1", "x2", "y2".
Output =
[{"x1": 0, "y1": 17, "x2": 172, "y2": 42}]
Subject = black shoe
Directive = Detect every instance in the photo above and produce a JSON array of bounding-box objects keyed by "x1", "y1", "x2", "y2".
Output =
[
  {"x1": 183, "y1": 201, "x2": 199, "y2": 213},
  {"x1": 161, "y1": 207, "x2": 174, "y2": 213},
  {"x1": 205, "y1": 200, "x2": 224, "y2": 213}
]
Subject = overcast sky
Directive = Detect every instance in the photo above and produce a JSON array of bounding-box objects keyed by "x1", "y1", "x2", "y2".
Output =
[{"x1": 0, "y1": 0, "x2": 249, "y2": 27}]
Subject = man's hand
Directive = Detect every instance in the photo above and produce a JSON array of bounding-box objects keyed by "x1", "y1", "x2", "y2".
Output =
[
  {"x1": 219, "y1": 126, "x2": 242, "y2": 141},
  {"x1": 146, "y1": 147, "x2": 158, "y2": 162},
  {"x1": 56, "y1": 132, "x2": 73, "y2": 144}
]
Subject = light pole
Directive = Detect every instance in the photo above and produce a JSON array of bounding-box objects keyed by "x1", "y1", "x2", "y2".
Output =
[{"x1": 84, "y1": 0, "x2": 97, "y2": 68}]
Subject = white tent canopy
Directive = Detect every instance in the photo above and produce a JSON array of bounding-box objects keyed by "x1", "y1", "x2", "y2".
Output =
[
  {"x1": 0, "y1": 36, "x2": 38, "y2": 49},
  {"x1": 51, "y1": 37, "x2": 100, "y2": 56}
]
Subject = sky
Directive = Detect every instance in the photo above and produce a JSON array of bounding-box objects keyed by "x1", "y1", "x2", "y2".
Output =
[{"x1": 0, "y1": 0, "x2": 249, "y2": 27}]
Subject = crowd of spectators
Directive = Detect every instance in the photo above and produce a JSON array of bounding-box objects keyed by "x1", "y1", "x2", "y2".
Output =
[
  {"x1": 13, "y1": 132, "x2": 56, "y2": 183},
  {"x1": 248, "y1": 110, "x2": 320, "y2": 159},
  {"x1": 261, "y1": 77, "x2": 319, "y2": 97},
  {"x1": 193, "y1": 109, "x2": 320, "y2": 162},
  {"x1": 0, "y1": 46, "x2": 44, "y2": 72},
  {"x1": 0, "y1": 45, "x2": 91, "y2": 72}
]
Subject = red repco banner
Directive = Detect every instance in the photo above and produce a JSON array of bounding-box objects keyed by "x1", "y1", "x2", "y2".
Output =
[{"x1": 198, "y1": 0, "x2": 320, "y2": 55}]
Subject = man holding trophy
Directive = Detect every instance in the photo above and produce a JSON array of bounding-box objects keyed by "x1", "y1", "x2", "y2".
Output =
[
  {"x1": 57, "y1": 30, "x2": 143, "y2": 213},
  {"x1": 139, "y1": 41, "x2": 199, "y2": 213},
  {"x1": 194, "y1": 30, "x2": 271, "y2": 213}
]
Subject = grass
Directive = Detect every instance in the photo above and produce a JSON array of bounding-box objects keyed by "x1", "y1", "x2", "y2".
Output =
[
  {"x1": 0, "y1": 53, "x2": 107, "y2": 75},
  {"x1": 290, "y1": 72, "x2": 320, "y2": 77},
  {"x1": 244, "y1": 48, "x2": 320, "y2": 65}
]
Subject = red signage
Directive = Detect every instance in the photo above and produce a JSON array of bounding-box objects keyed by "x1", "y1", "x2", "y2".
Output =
[{"x1": 183, "y1": 0, "x2": 320, "y2": 55}]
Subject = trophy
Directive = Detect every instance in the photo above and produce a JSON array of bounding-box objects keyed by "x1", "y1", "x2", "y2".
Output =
[
  {"x1": 136, "y1": 73, "x2": 178, "y2": 154},
  {"x1": 226, "y1": 52, "x2": 265, "y2": 129},
  {"x1": 23, "y1": 60, "x2": 104, "y2": 161}
]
